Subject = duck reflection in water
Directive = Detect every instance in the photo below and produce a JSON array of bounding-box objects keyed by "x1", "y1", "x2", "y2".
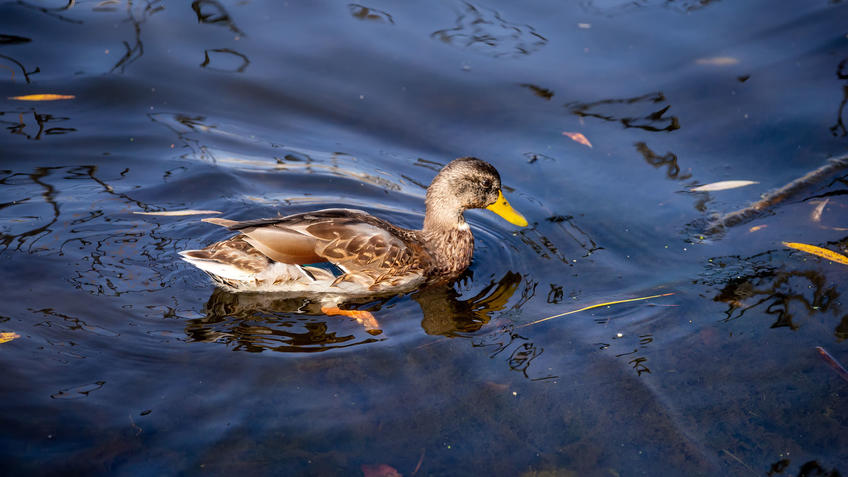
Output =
[{"x1": 183, "y1": 271, "x2": 522, "y2": 352}]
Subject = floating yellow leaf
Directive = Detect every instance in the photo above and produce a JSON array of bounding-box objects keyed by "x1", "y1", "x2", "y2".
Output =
[
  {"x1": 783, "y1": 241, "x2": 848, "y2": 266},
  {"x1": 690, "y1": 180, "x2": 758, "y2": 192},
  {"x1": 562, "y1": 131, "x2": 592, "y2": 148},
  {"x1": 134, "y1": 210, "x2": 221, "y2": 216},
  {"x1": 695, "y1": 57, "x2": 739, "y2": 66},
  {"x1": 0, "y1": 332, "x2": 20, "y2": 344},
  {"x1": 8, "y1": 94, "x2": 75, "y2": 101}
]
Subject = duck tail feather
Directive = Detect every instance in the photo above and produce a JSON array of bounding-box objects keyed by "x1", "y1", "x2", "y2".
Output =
[{"x1": 202, "y1": 217, "x2": 239, "y2": 228}]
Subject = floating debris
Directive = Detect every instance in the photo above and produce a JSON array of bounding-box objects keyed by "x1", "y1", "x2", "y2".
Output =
[
  {"x1": 520, "y1": 292, "x2": 675, "y2": 327},
  {"x1": 562, "y1": 131, "x2": 592, "y2": 148},
  {"x1": 696, "y1": 57, "x2": 739, "y2": 66},
  {"x1": 8, "y1": 94, "x2": 75, "y2": 101},
  {"x1": 783, "y1": 242, "x2": 848, "y2": 266},
  {"x1": 816, "y1": 346, "x2": 848, "y2": 383},
  {"x1": 690, "y1": 180, "x2": 758, "y2": 192},
  {"x1": 811, "y1": 198, "x2": 829, "y2": 223},
  {"x1": 134, "y1": 210, "x2": 222, "y2": 216},
  {"x1": 0, "y1": 332, "x2": 20, "y2": 344}
]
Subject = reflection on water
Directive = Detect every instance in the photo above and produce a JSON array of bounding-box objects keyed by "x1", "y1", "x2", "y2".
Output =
[
  {"x1": 520, "y1": 83, "x2": 554, "y2": 100},
  {"x1": 768, "y1": 459, "x2": 845, "y2": 477},
  {"x1": 431, "y1": 1, "x2": 547, "y2": 58},
  {"x1": 0, "y1": 164, "x2": 177, "y2": 295},
  {"x1": 831, "y1": 57, "x2": 848, "y2": 137},
  {"x1": 110, "y1": 0, "x2": 164, "y2": 73},
  {"x1": 473, "y1": 328, "x2": 555, "y2": 380},
  {"x1": 186, "y1": 289, "x2": 384, "y2": 352},
  {"x1": 200, "y1": 48, "x2": 250, "y2": 73},
  {"x1": 16, "y1": 0, "x2": 81, "y2": 24},
  {"x1": 634, "y1": 142, "x2": 692, "y2": 182},
  {"x1": 0, "y1": 34, "x2": 31, "y2": 46},
  {"x1": 415, "y1": 271, "x2": 521, "y2": 335},
  {"x1": 703, "y1": 246, "x2": 848, "y2": 339},
  {"x1": 1, "y1": 167, "x2": 60, "y2": 252},
  {"x1": 348, "y1": 3, "x2": 394, "y2": 24},
  {"x1": 0, "y1": 50, "x2": 39, "y2": 83},
  {"x1": 519, "y1": 214, "x2": 601, "y2": 262},
  {"x1": 580, "y1": 0, "x2": 720, "y2": 15},
  {"x1": 568, "y1": 92, "x2": 681, "y2": 132},
  {"x1": 192, "y1": 0, "x2": 245, "y2": 37},
  {"x1": 3, "y1": 110, "x2": 76, "y2": 140},
  {"x1": 185, "y1": 271, "x2": 523, "y2": 352},
  {"x1": 149, "y1": 112, "x2": 218, "y2": 162}
]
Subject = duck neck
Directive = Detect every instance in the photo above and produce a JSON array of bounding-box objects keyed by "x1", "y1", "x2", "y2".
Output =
[{"x1": 422, "y1": 207, "x2": 474, "y2": 276}]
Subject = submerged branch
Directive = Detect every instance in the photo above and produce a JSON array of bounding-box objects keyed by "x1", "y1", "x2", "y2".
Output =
[{"x1": 707, "y1": 154, "x2": 848, "y2": 233}]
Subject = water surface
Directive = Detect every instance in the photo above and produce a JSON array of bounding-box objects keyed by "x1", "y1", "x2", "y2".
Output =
[{"x1": 1, "y1": 0, "x2": 847, "y2": 475}]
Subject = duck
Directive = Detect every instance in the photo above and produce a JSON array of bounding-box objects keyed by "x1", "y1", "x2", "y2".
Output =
[{"x1": 179, "y1": 157, "x2": 527, "y2": 328}]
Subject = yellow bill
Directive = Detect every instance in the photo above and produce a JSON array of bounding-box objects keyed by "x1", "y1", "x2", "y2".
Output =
[{"x1": 486, "y1": 190, "x2": 528, "y2": 227}]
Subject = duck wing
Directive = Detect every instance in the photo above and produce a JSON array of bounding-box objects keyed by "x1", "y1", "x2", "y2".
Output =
[{"x1": 205, "y1": 209, "x2": 429, "y2": 276}]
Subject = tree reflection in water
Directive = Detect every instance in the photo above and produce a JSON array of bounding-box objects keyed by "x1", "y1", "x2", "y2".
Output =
[
  {"x1": 705, "y1": 245, "x2": 848, "y2": 340},
  {"x1": 184, "y1": 272, "x2": 523, "y2": 352},
  {"x1": 431, "y1": 1, "x2": 547, "y2": 58},
  {"x1": 830, "y1": 56, "x2": 848, "y2": 137},
  {"x1": 568, "y1": 92, "x2": 681, "y2": 133}
]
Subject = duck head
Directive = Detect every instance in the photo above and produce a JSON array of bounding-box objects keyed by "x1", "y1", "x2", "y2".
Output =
[{"x1": 423, "y1": 157, "x2": 528, "y2": 231}]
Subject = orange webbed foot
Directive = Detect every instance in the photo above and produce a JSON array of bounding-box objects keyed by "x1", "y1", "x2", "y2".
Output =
[{"x1": 321, "y1": 306, "x2": 381, "y2": 334}]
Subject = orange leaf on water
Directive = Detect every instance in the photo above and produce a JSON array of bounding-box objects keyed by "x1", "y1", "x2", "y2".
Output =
[
  {"x1": 562, "y1": 131, "x2": 592, "y2": 148},
  {"x1": 8, "y1": 94, "x2": 75, "y2": 101},
  {"x1": 783, "y1": 241, "x2": 848, "y2": 266},
  {"x1": 361, "y1": 464, "x2": 402, "y2": 477},
  {"x1": 0, "y1": 332, "x2": 21, "y2": 344},
  {"x1": 695, "y1": 57, "x2": 739, "y2": 66}
]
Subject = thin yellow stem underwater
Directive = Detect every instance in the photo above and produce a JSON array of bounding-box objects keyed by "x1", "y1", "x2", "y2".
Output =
[{"x1": 520, "y1": 292, "x2": 675, "y2": 328}]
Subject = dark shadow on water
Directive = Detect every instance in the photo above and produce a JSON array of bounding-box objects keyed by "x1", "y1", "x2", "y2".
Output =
[{"x1": 184, "y1": 271, "x2": 523, "y2": 352}]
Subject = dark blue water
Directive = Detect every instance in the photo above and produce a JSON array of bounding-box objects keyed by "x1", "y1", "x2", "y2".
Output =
[{"x1": 1, "y1": 0, "x2": 847, "y2": 475}]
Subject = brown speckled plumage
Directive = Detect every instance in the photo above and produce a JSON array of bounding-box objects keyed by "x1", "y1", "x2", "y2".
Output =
[{"x1": 179, "y1": 157, "x2": 525, "y2": 294}]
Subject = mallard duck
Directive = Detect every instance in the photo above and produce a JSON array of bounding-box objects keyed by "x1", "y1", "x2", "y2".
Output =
[{"x1": 179, "y1": 157, "x2": 527, "y2": 326}]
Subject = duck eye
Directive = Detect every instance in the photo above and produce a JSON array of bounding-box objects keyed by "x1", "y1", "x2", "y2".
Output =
[{"x1": 482, "y1": 179, "x2": 493, "y2": 190}]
